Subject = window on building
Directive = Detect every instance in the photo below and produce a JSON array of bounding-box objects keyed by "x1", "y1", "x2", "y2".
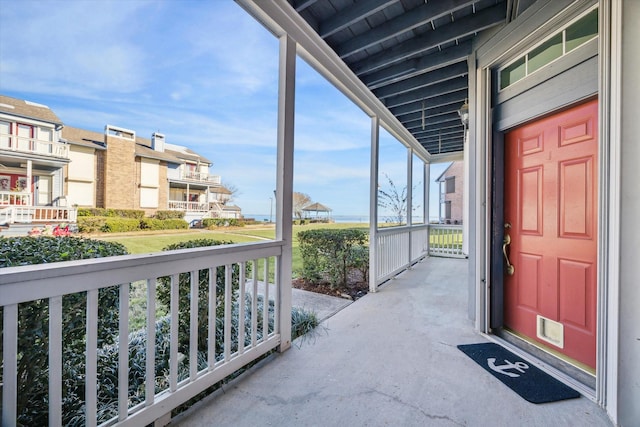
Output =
[
  {"x1": 446, "y1": 177, "x2": 455, "y2": 194},
  {"x1": 444, "y1": 201, "x2": 452, "y2": 220}
]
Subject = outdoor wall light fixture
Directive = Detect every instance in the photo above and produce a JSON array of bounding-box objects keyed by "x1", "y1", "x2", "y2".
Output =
[{"x1": 457, "y1": 99, "x2": 469, "y2": 127}]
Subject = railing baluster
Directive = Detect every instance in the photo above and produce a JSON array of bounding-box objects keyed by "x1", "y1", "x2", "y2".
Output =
[
  {"x1": 86, "y1": 289, "x2": 98, "y2": 427},
  {"x1": 169, "y1": 274, "x2": 179, "y2": 392},
  {"x1": 238, "y1": 262, "x2": 246, "y2": 354},
  {"x1": 263, "y1": 258, "x2": 269, "y2": 340},
  {"x1": 118, "y1": 283, "x2": 129, "y2": 421},
  {"x1": 49, "y1": 296, "x2": 63, "y2": 427},
  {"x1": 146, "y1": 279, "x2": 156, "y2": 405},
  {"x1": 223, "y1": 265, "x2": 232, "y2": 361},
  {"x1": 273, "y1": 257, "x2": 279, "y2": 337},
  {"x1": 251, "y1": 260, "x2": 258, "y2": 347},
  {"x1": 208, "y1": 267, "x2": 216, "y2": 370},
  {"x1": 189, "y1": 271, "x2": 198, "y2": 380},
  {"x1": 3, "y1": 304, "x2": 18, "y2": 427}
]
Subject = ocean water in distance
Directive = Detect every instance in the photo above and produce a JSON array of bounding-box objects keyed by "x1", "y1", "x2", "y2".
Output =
[{"x1": 244, "y1": 215, "x2": 438, "y2": 224}]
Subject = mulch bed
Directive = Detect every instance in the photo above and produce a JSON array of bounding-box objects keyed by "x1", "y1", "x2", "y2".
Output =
[{"x1": 292, "y1": 269, "x2": 369, "y2": 301}]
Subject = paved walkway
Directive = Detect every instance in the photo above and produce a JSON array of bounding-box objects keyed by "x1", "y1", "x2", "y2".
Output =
[{"x1": 173, "y1": 257, "x2": 612, "y2": 427}]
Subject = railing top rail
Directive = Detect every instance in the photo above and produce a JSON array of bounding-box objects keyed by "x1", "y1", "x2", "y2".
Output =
[
  {"x1": 0, "y1": 240, "x2": 284, "y2": 306},
  {"x1": 429, "y1": 223, "x2": 463, "y2": 230},
  {"x1": 376, "y1": 223, "x2": 429, "y2": 235}
]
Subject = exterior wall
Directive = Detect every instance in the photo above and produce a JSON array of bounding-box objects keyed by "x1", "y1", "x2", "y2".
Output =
[
  {"x1": 67, "y1": 145, "x2": 96, "y2": 207},
  {"x1": 616, "y1": 1, "x2": 640, "y2": 424},
  {"x1": 104, "y1": 134, "x2": 136, "y2": 209},
  {"x1": 439, "y1": 161, "x2": 464, "y2": 223},
  {"x1": 470, "y1": 0, "x2": 640, "y2": 423},
  {"x1": 139, "y1": 157, "x2": 160, "y2": 210},
  {"x1": 158, "y1": 161, "x2": 168, "y2": 210},
  {"x1": 95, "y1": 149, "x2": 105, "y2": 208}
]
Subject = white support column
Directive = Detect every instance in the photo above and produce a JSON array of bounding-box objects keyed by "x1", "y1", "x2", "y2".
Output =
[
  {"x1": 406, "y1": 147, "x2": 413, "y2": 265},
  {"x1": 463, "y1": 127, "x2": 470, "y2": 256},
  {"x1": 276, "y1": 34, "x2": 295, "y2": 353},
  {"x1": 406, "y1": 148, "x2": 413, "y2": 227},
  {"x1": 27, "y1": 160, "x2": 33, "y2": 205},
  {"x1": 424, "y1": 161, "x2": 430, "y2": 252},
  {"x1": 369, "y1": 116, "x2": 380, "y2": 292}
]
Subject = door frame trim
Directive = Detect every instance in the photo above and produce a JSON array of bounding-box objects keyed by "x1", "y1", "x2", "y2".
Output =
[{"x1": 472, "y1": 0, "x2": 618, "y2": 411}]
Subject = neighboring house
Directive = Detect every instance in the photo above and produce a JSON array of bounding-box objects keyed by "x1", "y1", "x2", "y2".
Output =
[
  {"x1": 62, "y1": 123, "x2": 241, "y2": 222},
  {"x1": 435, "y1": 161, "x2": 463, "y2": 224},
  {"x1": 0, "y1": 95, "x2": 74, "y2": 229},
  {"x1": 0, "y1": 94, "x2": 240, "y2": 230}
]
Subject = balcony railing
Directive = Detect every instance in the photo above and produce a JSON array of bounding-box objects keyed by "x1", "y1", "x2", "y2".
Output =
[
  {"x1": 0, "y1": 134, "x2": 69, "y2": 158},
  {"x1": 168, "y1": 201, "x2": 225, "y2": 213},
  {"x1": 373, "y1": 223, "x2": 429, "y2": 286},
  {"x1": 181, "y1": 171, "x2": 221, "y2": 184},
  {"x1": 0, "y1": 240, "x2": 288, "y2": 427},
  {"x1": 429, "y1": 224, "x2": 465, "y2": 257}
]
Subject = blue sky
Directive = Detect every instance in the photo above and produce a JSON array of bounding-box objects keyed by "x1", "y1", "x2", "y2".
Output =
[{"x1": 0, "y1": 0, "x2": 447, "y2": 220}]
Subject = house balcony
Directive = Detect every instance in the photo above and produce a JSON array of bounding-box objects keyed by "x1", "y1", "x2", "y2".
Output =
[
  {"x1": 0, "y1": 135, "x2": 69, "y2": 159},
  {"x1": 179, "y1": 171, "x2": 221, "y2": 185},
  {"x1": 0, "y1": 248, "x2": 610, "y2": 426}
]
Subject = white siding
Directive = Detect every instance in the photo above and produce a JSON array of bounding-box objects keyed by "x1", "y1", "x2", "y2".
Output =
[
  {"x1": 67, "y1": 146, "x2": 95, "y2": 206},
  {"x1": 140, "y1": 158, "x2": 159, "y2": 208}
]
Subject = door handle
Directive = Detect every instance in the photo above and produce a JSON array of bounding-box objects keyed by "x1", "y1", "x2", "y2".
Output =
[{"x1": 503, "y1": 232, "x2": 515, "y2": 276}]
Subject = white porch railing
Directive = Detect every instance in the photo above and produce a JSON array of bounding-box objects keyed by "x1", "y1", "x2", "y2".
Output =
[
  {"x1": 428, "y1": 224, "x2": 465, "y2": 258},
  {"x1": 373, "y1": 224, "x2": 429, "y2": 285},
  {"x1": 0, "y1": 206, "x2": 77, "y2": 225},
  {"x1": 0, "y1": 134, "x2": 69, "y2": 158},
  {"x1": 0, "y1": 191, "x2": 32, "y2": 206},
  {"x1": 0, "y1": 240, "x2": 288, "y2": 427}
]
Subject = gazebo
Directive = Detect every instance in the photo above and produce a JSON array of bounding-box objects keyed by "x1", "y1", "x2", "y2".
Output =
[{"x1": 301, "y1": 202, "x2": 332, "y2": 221}]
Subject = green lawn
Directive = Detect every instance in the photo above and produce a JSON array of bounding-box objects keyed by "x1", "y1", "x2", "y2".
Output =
[{"x1": 94, "y1": 222, "x2": 370, "y2": 278}]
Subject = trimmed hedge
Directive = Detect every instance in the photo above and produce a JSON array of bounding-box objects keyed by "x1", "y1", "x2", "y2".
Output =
[
  {"x1": 297, "y1": 228, "x2": 368, "y2": 288},
  {"x1": 77, "y1": 208, "x2": 145, "y2": 219},
  {"x1": 78, "y1": 217, "x2": 188, "y2": 233},
  {"x1": 154, "y1": 210, "x2": 185, "y2": 220},
  {"x1": 202, "y1": 218, "x2": 244, "y2": 228},
  {"x1": 140, "y1": 218, "x2": 188, "y2": 230}
]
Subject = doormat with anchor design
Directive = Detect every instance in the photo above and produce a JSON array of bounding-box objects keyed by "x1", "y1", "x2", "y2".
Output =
[{"x1": 457, "y1": 343, "x2": 580, "y2": 404}]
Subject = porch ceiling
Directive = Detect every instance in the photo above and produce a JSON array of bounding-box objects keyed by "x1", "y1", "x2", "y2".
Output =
[{"x1": 285, "y1": 0, "x2": 534, "y2": 156}]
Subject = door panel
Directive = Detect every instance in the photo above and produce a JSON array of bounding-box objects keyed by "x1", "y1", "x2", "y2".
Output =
[{"x1": 504, "y1": 99, "x2": 598, "y2": 369}]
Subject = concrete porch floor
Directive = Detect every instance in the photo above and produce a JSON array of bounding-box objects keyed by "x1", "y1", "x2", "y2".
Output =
[{"x1": 172, "y1": 257, "x2": 612, "y2": 427}]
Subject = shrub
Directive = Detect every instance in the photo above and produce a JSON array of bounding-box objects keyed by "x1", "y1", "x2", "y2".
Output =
[
  {"x1": 297, "y1": 228, "x2": 368, "y2": 288},
  {"x1": 0, "y1": 237, "x2": 128, "y2": 426},
  {"x1": 154, "y1": 210, "x2": 185, "y2": 220},
  {"x1": 77, "y1": 216, "x2": 107, "y2": 233},
  {"x1": 139, "y1": 218, "x2": 187, "y2": 230},
  {"x1": 100, "y1": 217, "x2": 141, "y2": 233},
  {"x1": 75, "y1": 208, "x2": 145, "y2": 219},
  {"x1": 202, "y1": 218, "x2": 243, "y2": 228}
]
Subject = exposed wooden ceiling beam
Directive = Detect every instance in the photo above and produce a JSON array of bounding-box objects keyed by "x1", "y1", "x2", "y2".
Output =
[
  {"x1": 363, "y1": 41, "x2": 472, "y2": 89},
  {"x1": 403, "y1": 112, "x2": 461, "y2": 131},
  {"x1": 383, "y1": 76, "x2": 468, "y2": 109},
  {"x1": 390, "y1": 89, "x2": 467, "y2": 117},
  {"x1": 374, "y1": 61, "x2": 468, "y2": 99},
  {"x1": 351, "y1": 4, "x2": 506, "y2": 75},
  {"x1": 412, "y1": 123, "x2": 463, "y2": 138},
  {"x1": 396, "y1": 101, "x2": 463, "y2": 124},
  {"x1": 336, "y1": 0, "x2": 474, "y2": 58},
  {"x1": 319, "y1": 0, "x2": 397, "y2": 38}
]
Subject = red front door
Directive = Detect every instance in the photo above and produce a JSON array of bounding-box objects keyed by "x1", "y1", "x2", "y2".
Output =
[{"x1": 504, "y1": 99, "x2": 598, "y2": 370}]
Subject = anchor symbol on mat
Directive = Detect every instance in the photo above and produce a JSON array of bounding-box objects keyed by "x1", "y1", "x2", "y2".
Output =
[{"x1": 487, "y1": 358, "x2": 529, "y2": 378}]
